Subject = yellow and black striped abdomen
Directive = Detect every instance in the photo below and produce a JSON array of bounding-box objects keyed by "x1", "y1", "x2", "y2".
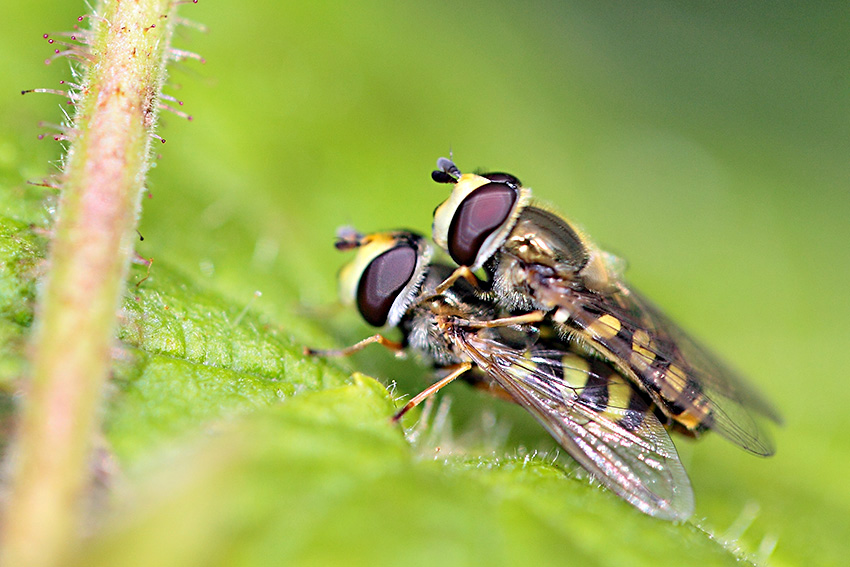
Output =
[
  {"x1": 553, "y1": 300, "x2": 714, "y2": 434},
  {"x1": 512, "y1": 346, "x2": 656, "y2": 435}
]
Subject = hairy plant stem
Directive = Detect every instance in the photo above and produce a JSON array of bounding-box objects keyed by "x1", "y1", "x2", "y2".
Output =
[{"x1": 0, "y1": 1, "x2": 179, "y2": 565}]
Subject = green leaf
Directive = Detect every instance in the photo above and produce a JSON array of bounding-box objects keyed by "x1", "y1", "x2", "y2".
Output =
[
  {"x1": 0, "y1": 212, "x2": 746, "y2": 567},
  {"x1": 108, "y1": 259, "x2": 350, "y2": 462},
  {"x1": 77, "y1": 379, "x2": 742, "y2": 567}
]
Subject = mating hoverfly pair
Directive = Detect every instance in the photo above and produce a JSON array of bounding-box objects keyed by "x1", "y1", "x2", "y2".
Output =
[{"x1": 308, "y1": 158, "x2": 780, "y2": 521}]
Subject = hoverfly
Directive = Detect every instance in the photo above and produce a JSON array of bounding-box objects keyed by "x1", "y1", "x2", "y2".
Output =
[
  {"x1": 430, "y1": 158, "x2": 781, "y2": 455},
  {"x1": 308, "y1": 228, "x2": 694, "y2": 520}
]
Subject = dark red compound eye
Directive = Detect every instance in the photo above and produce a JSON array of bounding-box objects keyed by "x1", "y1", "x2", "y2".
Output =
[
  {"x1": 447, "y1": 182, "x2": 517, "y2": 266},
  {"x1": 356, "y1": 245, "x2": 418, "y2": 326}
]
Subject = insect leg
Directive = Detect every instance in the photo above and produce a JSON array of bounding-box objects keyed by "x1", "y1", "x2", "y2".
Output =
[
  {"x1": 304, "y1": 334, "x2": 404, "y2": 358},
  {"x1": 460, "y1": 310, "x2": 545, "y2": 329},
  {"x1": 391, "y1": 362, "x2": 473, "y2": 422},
  {"x1": 433, "y1": 265, "x2": 480, "y2": 295}
]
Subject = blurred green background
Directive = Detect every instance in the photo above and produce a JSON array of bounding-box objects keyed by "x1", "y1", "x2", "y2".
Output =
[{"x1": 1, "y1": 1, "x2": 848, "y2": 566}]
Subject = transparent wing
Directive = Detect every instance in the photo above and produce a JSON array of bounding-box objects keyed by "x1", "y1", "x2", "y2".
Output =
[
  {"x1": 536, "y1": 275, "x2": 781, "y2": 456},
  {"x1": 459, "y1": 332, "x2": 694, "y2": 521}
]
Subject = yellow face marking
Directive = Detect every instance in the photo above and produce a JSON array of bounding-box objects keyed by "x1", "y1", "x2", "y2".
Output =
[
  {"x1": 631, "y1": 329, "x2": 656, "y2": 372},
  {"x1": 432, "y1": 173, "x2": 492, "y2": 253},
  {"x1": 338, "y1": 233, "x2": 401, "y2": 307},
  {"x1": 587, "y1": 313, "x2": 621, "y2": 340}
]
